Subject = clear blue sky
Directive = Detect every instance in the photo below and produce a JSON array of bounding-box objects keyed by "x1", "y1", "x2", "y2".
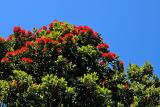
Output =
[{"x1": 0, "y1": 0, "x2": 160, "y2": 77}]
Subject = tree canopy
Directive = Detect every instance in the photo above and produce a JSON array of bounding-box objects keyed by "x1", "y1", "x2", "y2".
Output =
[{"x1": 0, "y1": 20, "x2": 160, "y2": 106}]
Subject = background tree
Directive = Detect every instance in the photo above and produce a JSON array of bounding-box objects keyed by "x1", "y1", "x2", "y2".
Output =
[{"x1": 0, "y1": 20, "x2": 160, "y2": 106}]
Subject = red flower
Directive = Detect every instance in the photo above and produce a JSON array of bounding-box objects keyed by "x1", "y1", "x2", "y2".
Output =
[
  {"x1": 72, "y1": 26, "x2": 79, "y2": 35},
  {"x1": 53, "y1": 20, "x2": 58, "y2": 23},
  {"x1": 79, "y1": 26, "x2": 91, "y2": 31},
  {"x1": 102, "y1": 53, "x2": 108, "y2": 57},
  {"x1": 21, "y1": 57, "x2": 33, "y2": 63},
  {"x1": 6, "y1": 47, "x2": 28, "y2": 57},
  {"x1": 108, "y1": 52, "x2": 116, "y2": 59},
  {"x1": 64, "y1": 33, "x2": 74, "y2": 37},
  {"x1": 60, "y1": 22, "x2": 64, "y2": 25},
  {"x1": 7, "y1": 47, "x2": 28, "y2": 56},
  {"x1": 35, "y1": 38, "x2": 45, "y2": 44},
  {"x1": 49, "y1": 23, "x2": 54, "y2": 29},
  {"x1": 21, "y1": 29, "x2": 27, "y2": 35},
  {"x1": 31, "y1": 35, "x2": 35, "y2": 39},
  {"x1": 1, "y1": 57, "x2": 9, "y2": 62},
  {"x1": 35, "y1": 37, "x2": 59, "y2": 45},
  {"x1": 48, "y1": 20, "x2": 58, "y2": 29},
  {"x1": 97, "y1": 43, "x2": 109, "y2": 49},
  {"x1": 17, "y1": 47, "x2": 28, "y2": 54},
  {"x1": 59, "y1": 36, "x2": 64, "y2": 42},
  {"x1": 6, "y1": 51, "x2": 16, "y2": 56},
  {"x1": 41, "y1": 26, "x2": 47, "y2": 30},
  {"x1": 100, "y1": 61, "x2": 104, "y2": 65},
  {"x1": 25, "y1": 41, "x2": 34, "y2": 47},
  {"x1": 6, "y1": 35, "x2": 15, "y2": 41},
  {"x1": 80, "y1": 30, "x2": 88, "y2": 34},
  {"x1": 46, "y1": 30, "x2": 51, "y2": 34},
  {"x1": 0, "y1": 37, "x2": 5, "y2": 41},
  {"x1": 27, "y1": 31, "x2": 33, "y2": 36},
  {"x1": 38, "y1": 26, "x2": 48, "y2": 33},
  {"x1": 102, "y1": 52, "x2": 116, "y2": 60},
  {"x1": 93, "y1": 32, "x2": 98, "y2": 37},
  {"x1": 78, "y1": 26, "x2": 94, "y2": 33},
  {"x1": 120, "y1": 61, "x2": 124, "y2": 65},
  {"x1": 13, "y1": 26, "x2": 22, "y2": 33},
  {"x1": 73, "y1": 25, "x2": 97, "y2": 36}
]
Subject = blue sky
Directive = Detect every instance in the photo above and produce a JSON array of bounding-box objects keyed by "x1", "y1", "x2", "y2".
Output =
[{"x1": 0, "y1": 0, "x2": 160, "y2": 76}]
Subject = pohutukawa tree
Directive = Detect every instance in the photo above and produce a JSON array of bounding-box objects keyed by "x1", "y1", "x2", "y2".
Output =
[{"x1": 0, "y1": 20, "x2": 160, "y2": 106}]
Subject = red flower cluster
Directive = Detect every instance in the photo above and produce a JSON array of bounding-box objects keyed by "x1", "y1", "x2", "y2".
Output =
[
  {"x1": 13, "y1": 26, "x2": 26, "y2": 35},
  {"x1": 6, "y1": 47, "x2": 28, "y2": 56},
  {"x1": 6, "y1": 35, "x2": 15, "y2": 41},
  {"x1": 102, "y1": 53, "x2": 108, "y2": 57},
  {"x1": 25, "y1": 41, "x2": 34, "y2": 47},
  {"x1": 0, "y1": 37, "x2": 5, "y2": 41},
  {"x1": 59, "y1": 36, "x2": 64, "y2": 42},
  {"x1": 73, "y1": 25, "x2": 98, "y2": 37},
  {"x1": 13, "y1": 26, "x2": 33, "y2": 37},
  {"x1": 100, "y1": 61, "x2": 104, "y2": 65},
  {"x1": 48, "y1": 20, "x2": 59, "y2": 29},
  {"x1": 64, "y1": 33, "x2": 74, "y2": 38},
  {"x1": 97, "y1": 43, "x2": 109, "y2": 49},
  {"x1": 13, "y1": 26, "x2": 22, "y2": 33},
  {"x1": 16, "y1": 47, "x2": 28, "y2": 54},
  {"x1": 120, "y1": 61, "x2": 124, "y2": 65},
  {"x1": 21, "y1": 57, "x2": 33, "y2": 63},
  {"x1": 35, "y1": 37, "x2": 58, "y2": 44},
  {"x1": 6, "y1": 51, "x2": 16, "y2": 56},
  {"x1": 78, "y1": 26, "x2": 93, "y2": 33},
  {"x1": 102, "y1": 52, "x2": 116, "y2": 60},
  {"x1": 27, "y1": 31, "x2": 33, "y2": 36},
  {"x1": 38, "y1": 26, "x2": 48, "y2": 33},
  {"x1": 1, "y1": 57, "x2": 9, "y2": 62},
  {"x1": 46, "y1": 30, "x2": 51, "y2": 34},
  {"x1": 8, "y1": 20, "x2": 120, "y2": 68},
  {"x1": 62, "y1": 33, "x2": 74, "y2": 41},
  {"x1": 59, "y1": 33, "x2": 78, "y2": 44},
  {"x1": 41, "y1": 26, "x2": 47, "y2": 30}
]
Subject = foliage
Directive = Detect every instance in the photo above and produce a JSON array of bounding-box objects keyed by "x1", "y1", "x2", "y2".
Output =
[{"x1": 0, "y1": 20, "x2": 159, "y2": 106}]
